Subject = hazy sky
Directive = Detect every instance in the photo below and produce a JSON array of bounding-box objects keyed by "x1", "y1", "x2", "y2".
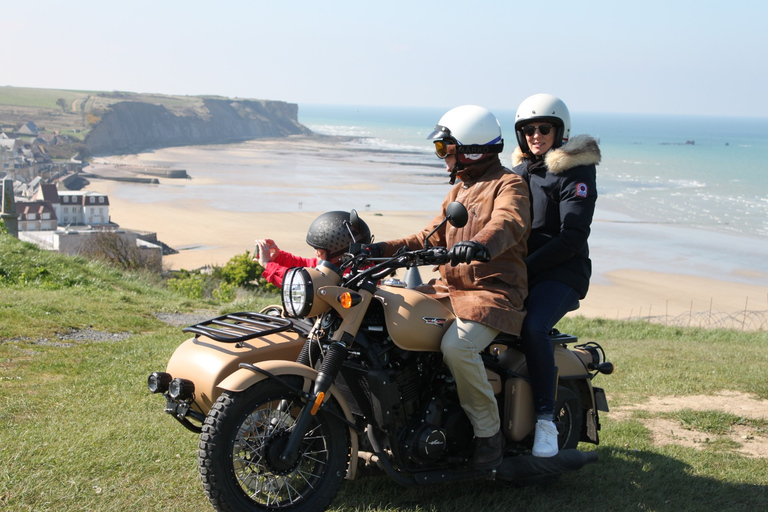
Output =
[{"x1": 3, "y1": 0, "x2": 766, "y2": 117}]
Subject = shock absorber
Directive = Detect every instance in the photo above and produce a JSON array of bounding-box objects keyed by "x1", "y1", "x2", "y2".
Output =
[{"x1": 313, "y1": 342, "x2": 348, "y2": 396}]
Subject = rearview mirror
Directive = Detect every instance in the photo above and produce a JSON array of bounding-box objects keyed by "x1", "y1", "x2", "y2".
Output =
[
  {"x1": 446, "y1": 202, "x2": 468, "y2": 228},
  {"x1": 424, "y1": 202, "x2": 469, "y2": 249}
]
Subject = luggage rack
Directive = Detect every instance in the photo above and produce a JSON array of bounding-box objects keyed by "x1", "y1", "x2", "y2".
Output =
[{"x1": 182, "y1": 312, "x2": 294, "y2": 343}]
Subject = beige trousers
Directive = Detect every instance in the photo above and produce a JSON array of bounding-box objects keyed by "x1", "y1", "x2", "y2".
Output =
[{"x1": 441, "y1": 317, "x2": 500, "y2": 438}]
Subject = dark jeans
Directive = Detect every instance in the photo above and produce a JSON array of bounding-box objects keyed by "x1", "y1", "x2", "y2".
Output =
[{"x1": 520, "y1": 280, "x2": 581, "y2": 419}]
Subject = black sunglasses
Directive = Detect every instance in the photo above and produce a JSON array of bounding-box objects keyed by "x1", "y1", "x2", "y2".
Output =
[{"x1": 522, "y1": 124, "x2": 553, "y2": 137}]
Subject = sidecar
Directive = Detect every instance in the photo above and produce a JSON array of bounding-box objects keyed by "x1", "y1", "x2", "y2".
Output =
[{"x1": 147, "y1": 310, "x2": 308, "y2": 432}]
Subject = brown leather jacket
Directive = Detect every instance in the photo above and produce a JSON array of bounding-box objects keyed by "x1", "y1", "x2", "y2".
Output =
[{"x1": 378, "y1": 156, "x2": 531, "y2": 335}]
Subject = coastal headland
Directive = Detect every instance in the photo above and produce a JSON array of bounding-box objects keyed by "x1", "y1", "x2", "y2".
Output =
[{"x1": 87, "y1": 135, "x2": 768, "y2": 327}]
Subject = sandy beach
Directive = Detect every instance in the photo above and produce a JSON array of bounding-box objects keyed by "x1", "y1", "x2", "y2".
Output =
[{"x1": 87, "y1": 136, "x2": 768, "y2": 327}]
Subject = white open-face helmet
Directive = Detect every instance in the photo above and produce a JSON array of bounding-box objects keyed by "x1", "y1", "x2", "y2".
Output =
[
  {"x1": 427, "y1": 105, "x2": 503, "y2": 163},
  {"x1": 514, "y1": 93, "x2": 571, "y2": 153}
]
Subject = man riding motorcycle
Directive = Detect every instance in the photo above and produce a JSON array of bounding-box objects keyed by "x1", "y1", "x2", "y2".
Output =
[
  {"x1": 148, "y1": 106, "x2": 613, "y2": 512},
  {"x1": 363, "y1": 105, "x2": 531, "y2": 469}
]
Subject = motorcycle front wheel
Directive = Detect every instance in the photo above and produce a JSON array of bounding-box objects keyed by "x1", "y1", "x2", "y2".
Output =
[{"x1": 198, "y1": 378, "x2": 350, "y2": 512}]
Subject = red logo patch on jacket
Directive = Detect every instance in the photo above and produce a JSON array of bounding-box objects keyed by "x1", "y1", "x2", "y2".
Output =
[{"x1": 576, "y1": 183, "x2": 588, "y2": 198}]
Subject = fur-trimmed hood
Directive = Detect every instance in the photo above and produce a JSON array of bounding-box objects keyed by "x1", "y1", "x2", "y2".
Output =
[{"x1": 512, "y1": 134, "x2": 601, "y2": 174}]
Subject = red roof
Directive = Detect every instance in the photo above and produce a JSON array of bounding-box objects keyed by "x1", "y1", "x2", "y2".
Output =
[{"x1": 14, "y1": 200, "x2": 58, "y2": 221}]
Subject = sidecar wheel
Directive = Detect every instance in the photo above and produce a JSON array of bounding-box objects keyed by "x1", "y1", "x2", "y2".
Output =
[
  {"x1": 198, "y1": 378, "x2": 350, "y2": 511},
  {"x1": 554, "y1": 382, "x2": 583, "y2": 450}
]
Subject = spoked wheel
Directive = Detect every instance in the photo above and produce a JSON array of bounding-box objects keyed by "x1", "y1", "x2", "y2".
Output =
[
  {"x1": 198, "y1": 378, "x2": 350, "y2": 511},
  {"x1": 554, "y1": 381, "x2": 583, "y2": 450}
]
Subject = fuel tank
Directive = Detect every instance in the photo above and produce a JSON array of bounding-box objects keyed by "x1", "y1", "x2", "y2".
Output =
[{"x1": 374, "y1": 285, "x2": 455, "y2": 351}]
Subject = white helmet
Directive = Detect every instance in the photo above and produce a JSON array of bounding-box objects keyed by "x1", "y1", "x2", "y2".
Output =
[
  {"x1": 427, "y1": 105, "x2": 503, "y2": 162},
  {"x1": 514, "y1": 93, "x2": 571, "y2": 153}
]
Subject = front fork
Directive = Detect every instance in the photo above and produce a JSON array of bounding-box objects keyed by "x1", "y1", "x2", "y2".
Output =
[
  {"x1": 279, "y1": 285, "x2": 373, "y2": 463},
  {"x1": 278, "y1": 341, "x2": 349, "y2": 464}
]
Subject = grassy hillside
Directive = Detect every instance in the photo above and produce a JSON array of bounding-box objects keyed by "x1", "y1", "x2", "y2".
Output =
[
  {"x1": 1, "y1": 232, "x2": 766, "y2": 511},
  {"x1": 0, "y1": 85, "x2": 307, "y2": 157},
  {"x1": 0, "y1": 85, "x2": 213, "y2": 141},
  {"x1": 0, "y1": 86, "x2": 107, "y2": 109}
]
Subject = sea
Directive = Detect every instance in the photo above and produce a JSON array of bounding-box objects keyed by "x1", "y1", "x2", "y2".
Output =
[
  {"x1": 299, "y1": 104, "x2": 768, "y2": 241},
  {"x1": 103, "y1": 103, "x2": 768, "y2": 286}
]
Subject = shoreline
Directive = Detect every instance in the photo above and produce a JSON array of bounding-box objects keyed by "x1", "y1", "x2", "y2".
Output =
[{"x1": 86, "y1": 137, "x2": 768, "y2": 325}]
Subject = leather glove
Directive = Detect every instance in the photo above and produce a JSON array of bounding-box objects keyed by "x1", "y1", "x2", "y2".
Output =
[
  {"x1": 449, "y1": 241, "x2": 490, "y2": 266},
  {"x1": 360, "y1": 243, "x2": 384, "y2": 257}
]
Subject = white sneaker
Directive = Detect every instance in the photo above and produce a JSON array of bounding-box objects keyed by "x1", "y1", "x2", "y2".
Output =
[{"x1": 532, "y1": 420, "x2": 559, "y2": 458}]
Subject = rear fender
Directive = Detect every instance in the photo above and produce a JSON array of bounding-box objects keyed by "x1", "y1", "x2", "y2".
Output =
[
  {"x1": 561, "y1": 377, "x2": 601, "y2": 444},
  {"x1": 217, "y1": 360, "x2": 361, "y2": 479}
]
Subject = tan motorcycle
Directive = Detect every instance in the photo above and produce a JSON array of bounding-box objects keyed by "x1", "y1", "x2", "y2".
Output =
[{"x1": 148, "y1": 202, "x2": 613, "y2": 512}]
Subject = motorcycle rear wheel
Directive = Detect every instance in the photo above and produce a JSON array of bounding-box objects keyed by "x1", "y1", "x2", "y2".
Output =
[
  {"x1": 198, "y1": 378, "x2": 350, "y2": 512},
  {"x1": 554, "y1": 381, "x2": 583, "y2": 450}
]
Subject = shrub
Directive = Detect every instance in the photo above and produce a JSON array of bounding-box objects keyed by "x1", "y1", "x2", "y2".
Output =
[
  {"x1": 218, "y1": 250, "x2": 261, "y2": 288},
  {"x1": 166, "y1": 273, "x2": 205, "y2": 299},
  {"x1": 212, "y1": 281, "x2": 238, "y2": 303}
]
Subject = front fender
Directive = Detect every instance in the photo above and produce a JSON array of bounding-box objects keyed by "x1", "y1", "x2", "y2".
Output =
[{"x1": 217, "y1": 360, "x2": 361, "y2": 480}]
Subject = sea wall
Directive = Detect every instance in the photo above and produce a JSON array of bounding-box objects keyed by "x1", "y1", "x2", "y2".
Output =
[{"x1": 85, "y1": 98, "x2": 311, "y2": 156}]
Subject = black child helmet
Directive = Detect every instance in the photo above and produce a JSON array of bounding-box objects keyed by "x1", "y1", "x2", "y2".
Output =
[{"x1": 305, "y1": 210, "x2": 372, "y2": 260}]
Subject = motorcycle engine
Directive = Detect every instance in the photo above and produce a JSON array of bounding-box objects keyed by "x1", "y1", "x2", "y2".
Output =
[
  {"x1": 410, "y1": 425, "x2": 447, "y2": 461},
  {"x1": 403, "y1": 396, "x2": 448, "y2": 463}
]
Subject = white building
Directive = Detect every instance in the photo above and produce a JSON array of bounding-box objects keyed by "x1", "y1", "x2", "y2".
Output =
[
  {"x1": 19, "y1": 229, "x2": 163, "y2": 270},
  {"x1": 56, "y1": 190, "x2": 110, "y2": 226}
]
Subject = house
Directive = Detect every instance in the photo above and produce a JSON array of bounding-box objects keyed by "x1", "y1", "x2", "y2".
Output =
[
  {"x1": 57, "y1": 190, "x2": 110, "y2": 226},
  {"x1": 14, "y1": 200, "x2": 58, "y2": 231},
  {"x1": 0, "y1": 137, "x2": 14, "y2": 151},
  {"x1": 32, "y1": 183, "x2": 62, "y2": 222},
  {"x1": 18, "y1": 121, "x2": 40, "y2": 136},
  {"x1": 0, "y1": 139, "x2": 14, "y2": 171}
]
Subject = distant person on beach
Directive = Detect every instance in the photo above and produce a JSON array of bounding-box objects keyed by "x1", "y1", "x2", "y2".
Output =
[
  {"x1": 254, "y1": 210, "x2": 372, "y2": 287},
  {"x1": 512, "y1": 93, "x2": 600, "y2": 458},
  {"x1": 362, "y1": 105, "x2": 531, "y2": 470}
]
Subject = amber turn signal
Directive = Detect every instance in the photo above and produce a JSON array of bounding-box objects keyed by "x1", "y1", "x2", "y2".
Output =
[{"x1": 337, "y1": 292, "x2": 362, "y2": 309}]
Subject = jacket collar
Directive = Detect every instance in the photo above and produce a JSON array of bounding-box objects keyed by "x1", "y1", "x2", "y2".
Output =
[
  {"x1": 512, "y1": 134, "x2": 601, "y2": 174},
  {"x1": 457, "y1": 156, "x2": 499, "y2": 185}
]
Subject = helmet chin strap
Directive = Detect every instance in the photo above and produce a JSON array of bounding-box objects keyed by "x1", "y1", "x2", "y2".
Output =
[
  {"x1": 448, "y1": 161, "x2": 465, "y2": 185},
  {"x1": 450, "y1": 152, "x2": 493, "y2": 184}
]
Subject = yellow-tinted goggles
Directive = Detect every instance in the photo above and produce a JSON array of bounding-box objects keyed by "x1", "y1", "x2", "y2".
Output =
[{"x1": 434, "y1": 140, "x2": 454, "y2": 159}]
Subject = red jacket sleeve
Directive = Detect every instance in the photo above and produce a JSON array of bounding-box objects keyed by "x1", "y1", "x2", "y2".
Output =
[{"x1": 262, "y1": 251, "x2": 318, "y2": 287}]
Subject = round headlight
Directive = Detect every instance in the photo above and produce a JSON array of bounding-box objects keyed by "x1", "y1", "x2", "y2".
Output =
[
  {"x1": 282, "y1": 267, "x2": 314, "y2": 318},
  {"x1": 148, "y1": 371, "x2": 172, "y2": 393},
  {"x1": 168, "y1": 378, "x2": 195, "y2": 400}
]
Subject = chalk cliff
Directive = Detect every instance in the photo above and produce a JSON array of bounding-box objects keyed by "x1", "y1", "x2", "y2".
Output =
[{"x1": 85, "y1": 98, "x2": 311, "y2": 156}]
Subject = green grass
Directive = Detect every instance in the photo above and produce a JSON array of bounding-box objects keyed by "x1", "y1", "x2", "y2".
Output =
[
  {"x1": 0, "y1": 86, "x2": 99, "y2": 110},
  {"x1": 0, "y1": 85, "x2": 208, "y2": 114},
  {"x1": 1, "y1": 233, "x2": 766, "y2": 511}
]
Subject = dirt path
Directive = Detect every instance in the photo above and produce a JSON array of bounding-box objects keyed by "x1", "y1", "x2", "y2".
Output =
[{"x1": 612, "y1": 391, "x2": 768, "y2": 458}]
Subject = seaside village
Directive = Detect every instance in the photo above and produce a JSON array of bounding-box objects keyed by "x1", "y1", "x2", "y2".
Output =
[{"x1": 1, "y1": 124, "x2": 166, "y2": 270}]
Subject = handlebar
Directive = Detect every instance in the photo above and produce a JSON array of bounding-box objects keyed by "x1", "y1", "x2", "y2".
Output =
[{"x1": 341, "y1": 246, "x2": 452, "y2": 289}]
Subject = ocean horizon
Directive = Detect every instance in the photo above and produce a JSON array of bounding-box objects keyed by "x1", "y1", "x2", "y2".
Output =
[
  {"x1": 99, "y1": 103, "x2": 768, "y2": 287},
  {"x1": 299, "y1": 104, "x2": 768, "y2": 241}
]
